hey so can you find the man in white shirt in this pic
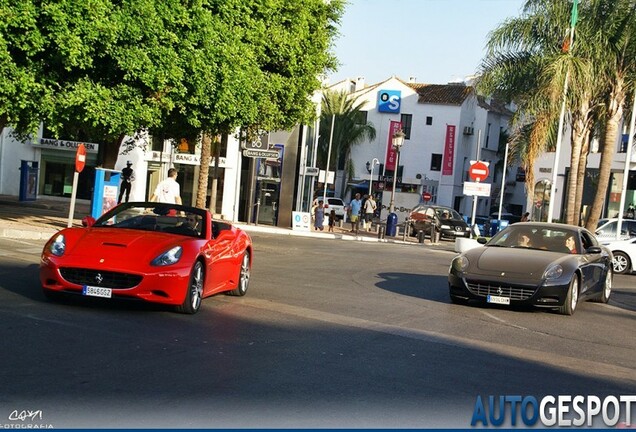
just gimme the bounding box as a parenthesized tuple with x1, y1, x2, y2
(150, 168, 182, 204)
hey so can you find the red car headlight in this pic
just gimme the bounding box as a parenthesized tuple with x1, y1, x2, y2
(151, 246, 183, 266)
(48, 234, 66, 257)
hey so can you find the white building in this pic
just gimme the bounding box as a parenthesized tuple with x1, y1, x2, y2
(324, 76, 526, 222)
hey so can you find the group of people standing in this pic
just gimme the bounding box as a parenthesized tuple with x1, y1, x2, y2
(312, 192, 377, 234)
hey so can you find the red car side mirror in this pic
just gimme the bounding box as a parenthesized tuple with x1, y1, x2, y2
(82, 216, 96, 227)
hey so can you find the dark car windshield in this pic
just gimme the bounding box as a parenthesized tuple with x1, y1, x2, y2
(488, 225, 581, 254)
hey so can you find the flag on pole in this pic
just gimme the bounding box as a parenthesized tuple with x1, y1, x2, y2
(562, 0, 578, 53)
(570, 0, 579, 28)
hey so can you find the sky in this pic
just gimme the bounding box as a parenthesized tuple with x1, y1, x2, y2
(328, 0, 526, 86)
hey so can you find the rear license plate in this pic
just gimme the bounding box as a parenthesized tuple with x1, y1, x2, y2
(83, 286, 112, 298)
(487, 295, 510, 305)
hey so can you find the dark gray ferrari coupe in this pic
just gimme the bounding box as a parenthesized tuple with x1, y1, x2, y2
(448, 222, 613, 315)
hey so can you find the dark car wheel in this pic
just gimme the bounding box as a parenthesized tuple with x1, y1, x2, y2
(612, 251, 631, 275)
(228, 251, 250, 296)
(592, 268, 612, 304)
(177, 260, 204, 314)
(558, 275, 579, 316)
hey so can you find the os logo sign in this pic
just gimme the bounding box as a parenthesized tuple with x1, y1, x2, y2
(378, 90, 401, 113)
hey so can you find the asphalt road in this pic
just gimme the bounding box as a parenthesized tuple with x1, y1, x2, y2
(0, 233, 634, 428)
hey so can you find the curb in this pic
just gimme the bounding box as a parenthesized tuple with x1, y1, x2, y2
(0, 227, 57, 241)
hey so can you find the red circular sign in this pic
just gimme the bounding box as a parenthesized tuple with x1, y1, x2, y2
(468, 161, 489, 182)
(422, 192, 432, 202)
(75, 144, 86, 173)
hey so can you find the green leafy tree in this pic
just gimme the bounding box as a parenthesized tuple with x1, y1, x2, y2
(0, 0, 344, 210)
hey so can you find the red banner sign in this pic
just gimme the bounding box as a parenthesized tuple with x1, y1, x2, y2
(442, 125, 456, 175)
(385, 120, 402, 171)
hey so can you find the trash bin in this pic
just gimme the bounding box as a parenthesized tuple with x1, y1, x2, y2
(386, 212, 398, 237)
(490, 219, 499, 236)
(490, 219, 510, 236)
(19, 160, 39, 202)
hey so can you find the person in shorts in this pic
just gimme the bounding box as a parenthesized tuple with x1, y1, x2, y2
(348, 193, 362, 234)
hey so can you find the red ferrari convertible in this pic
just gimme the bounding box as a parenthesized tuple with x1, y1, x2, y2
(40, 202, 253, 314)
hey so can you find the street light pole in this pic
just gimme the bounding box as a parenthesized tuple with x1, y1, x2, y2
(368, 157, 379, 197)
(389, 130, 405, 213)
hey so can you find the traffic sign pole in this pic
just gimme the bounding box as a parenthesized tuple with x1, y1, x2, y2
(67, 144, 87, 227)
(468, 158, 489, 237)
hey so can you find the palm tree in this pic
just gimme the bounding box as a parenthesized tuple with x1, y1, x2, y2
(478, 0, 635, 227)
(318, 90, 376, 197)
(580, 0, 636, 230)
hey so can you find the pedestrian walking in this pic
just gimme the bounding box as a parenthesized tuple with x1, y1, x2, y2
(348, 193, 362, 233)
(314, 200, 324, 231)
(150, 168, 182, 205)
(328, 209, 336, 232)
(364, 194, 376, 231)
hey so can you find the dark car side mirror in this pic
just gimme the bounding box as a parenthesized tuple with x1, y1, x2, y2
(586, 246, 602, 254)
(477, 237, 488, 244)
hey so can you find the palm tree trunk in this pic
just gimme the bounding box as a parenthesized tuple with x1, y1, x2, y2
(585, 81, 625, 230)
(574, 132, 590, 225)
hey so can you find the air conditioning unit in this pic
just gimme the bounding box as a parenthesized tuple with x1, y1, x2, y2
(463, 126, 474, 135)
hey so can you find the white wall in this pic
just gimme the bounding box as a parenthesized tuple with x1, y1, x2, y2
(0, 128, 42, 196)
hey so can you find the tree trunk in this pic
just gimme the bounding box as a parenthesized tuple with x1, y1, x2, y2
(574, 132, 590, 226)
(196, 132, 211, 209)
(585, 80, 625, 230)
(565, 100, 592, 225)
(208, 134, 222, 215)
(101, 134, 126, 168)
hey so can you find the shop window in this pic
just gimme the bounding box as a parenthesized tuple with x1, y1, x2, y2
(426, 116, 433, 125)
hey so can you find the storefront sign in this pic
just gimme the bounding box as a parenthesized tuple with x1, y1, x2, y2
(35, 138, 99, 153)
(146, 151, 227, 167)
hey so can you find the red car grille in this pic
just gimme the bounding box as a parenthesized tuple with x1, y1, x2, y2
(466, 280, 536, 300)
(59, 268, 142, 289)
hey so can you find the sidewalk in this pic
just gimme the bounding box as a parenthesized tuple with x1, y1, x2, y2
(0, 195, 457, 252)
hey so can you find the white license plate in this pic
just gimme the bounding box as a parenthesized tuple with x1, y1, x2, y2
(487, 295, 510, 305)
(82, 286, 112, 298)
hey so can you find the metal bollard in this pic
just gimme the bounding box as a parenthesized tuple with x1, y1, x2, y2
(418, 230, 426, 243)
(378, 225, 386, 239)
(430, 226, 439, 244)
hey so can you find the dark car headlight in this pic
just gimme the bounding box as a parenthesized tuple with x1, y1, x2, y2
(543, 264, 563, 280)
(49, 234, 66, 257)
(451, 255, 469, 272)
(151, 246, 183, 266)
